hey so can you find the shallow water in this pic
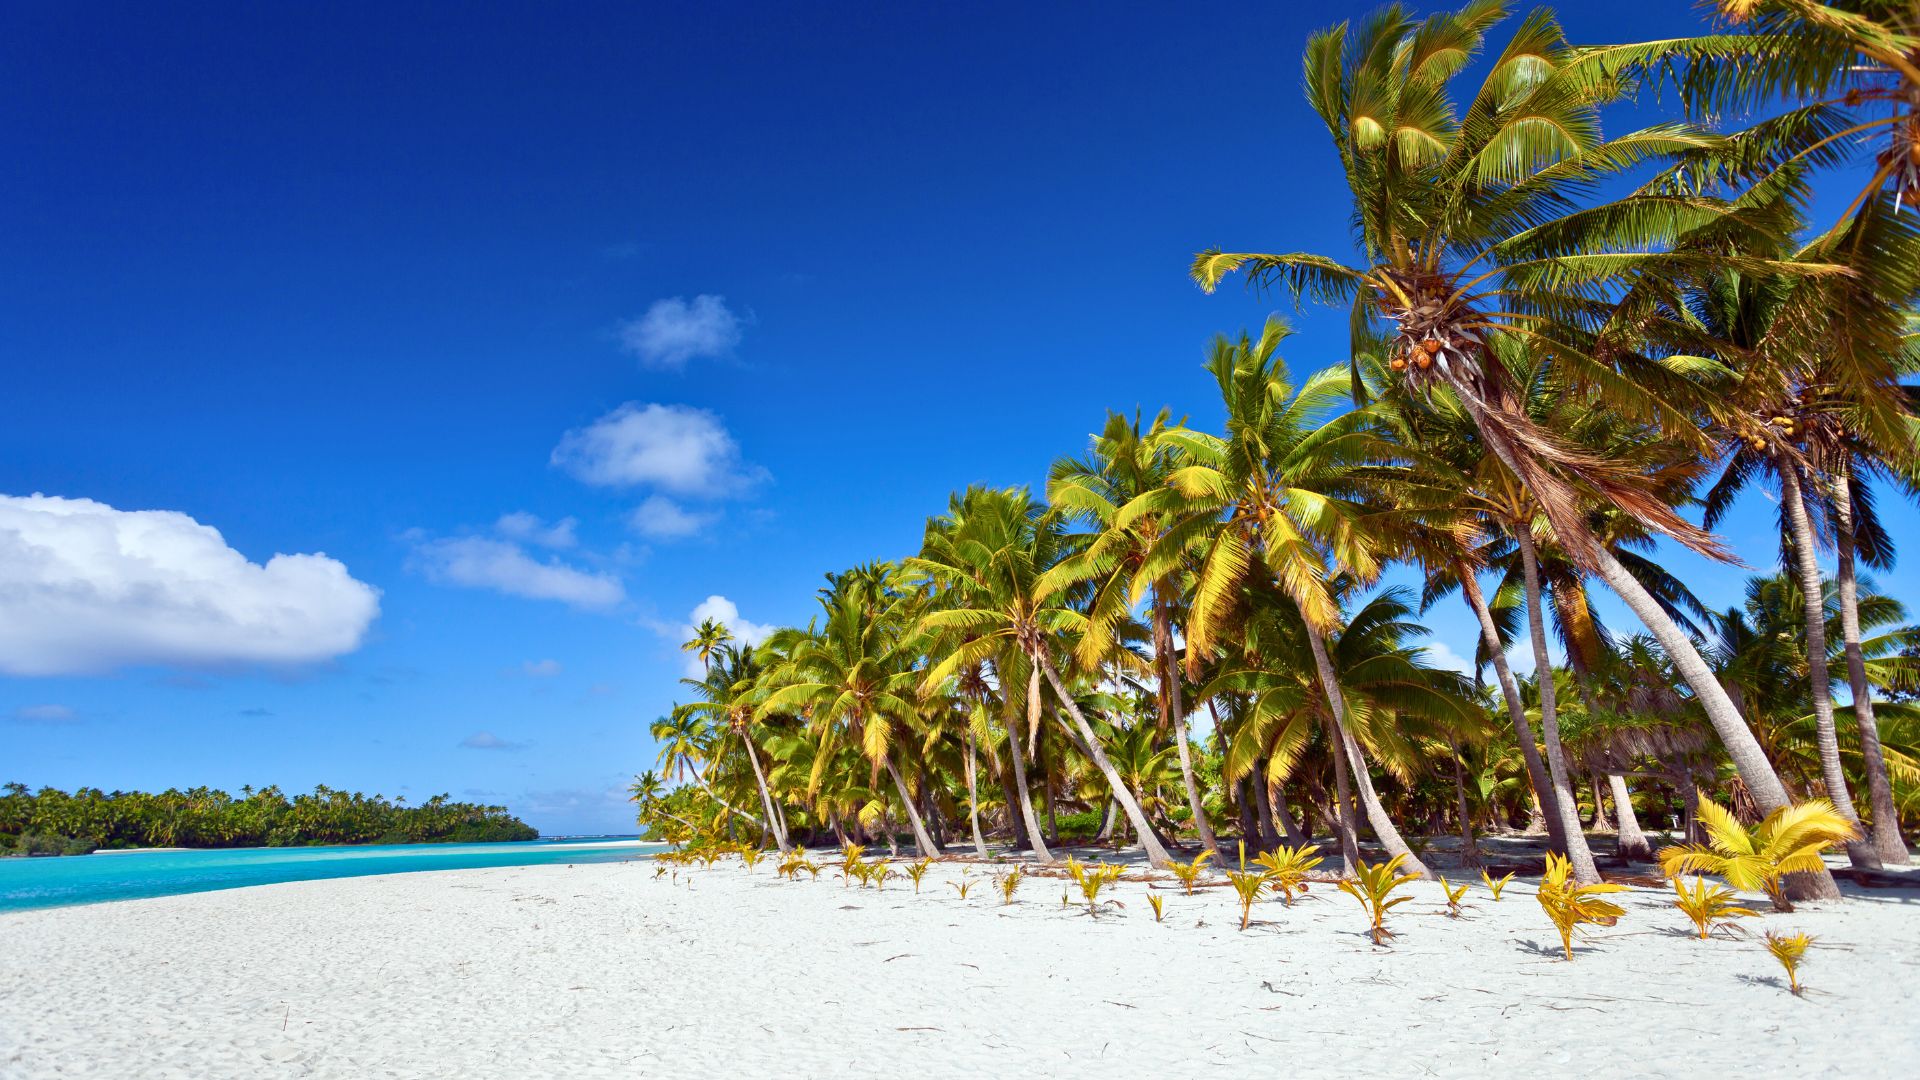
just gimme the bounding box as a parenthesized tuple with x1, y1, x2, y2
(0, 837, 660, 912)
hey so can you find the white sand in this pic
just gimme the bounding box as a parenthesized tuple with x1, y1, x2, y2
(3, 851, 1918, 1079)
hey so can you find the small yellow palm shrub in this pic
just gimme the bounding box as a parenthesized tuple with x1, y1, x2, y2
(1256, 844, 1323, 906)
(903, 857, 933, 893)
(1764, 930, 1815, 995)
(1481, 870, 1514, 901)
(1148, 893, 1166, 922)
(1537, 852, 1627, 960)
(1658, 793, 1857, 912)
(1167, 850, 1214, 896)
(994, 865, 1024, 905)
(1439, 876, 1469, 917)
(1671, 877, 1758, 939)
(1337, 854, 1420, 945)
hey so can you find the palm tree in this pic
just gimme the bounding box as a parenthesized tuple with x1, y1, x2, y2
(649, 709, 763, 834)
(911, 486, 1175, 867)
(1190, 4, 1836, 890)
(758, 569, 941, 856)
(677, 644, 791, 851)
(1167, 319, 1432, 876)
(682, 617, 735, 673)
(1046, 408, 1220, 857)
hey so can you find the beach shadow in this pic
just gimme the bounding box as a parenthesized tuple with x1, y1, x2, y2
(1515, 938, 1592, 959)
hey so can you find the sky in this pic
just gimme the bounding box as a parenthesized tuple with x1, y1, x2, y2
(5, 1, 1916, 835)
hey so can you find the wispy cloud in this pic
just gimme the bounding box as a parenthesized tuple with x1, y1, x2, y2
(493, 512, 577, 550)
(627, 495, 718, 540)
(618, 295, 744, 370)
(459, 731, 527, 751)
(409, 535, 624, 609)
(551, 402, 766, 498)
(10, 703, 79, 725)
(522, 658, 563, 677)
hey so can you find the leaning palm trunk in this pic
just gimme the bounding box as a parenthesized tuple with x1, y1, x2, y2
(1451, 741, 1482, 868)
(1323, 715, 1362, 874)
(1008, 669, 1055, 861)
(740, 737, 790, 851)
(1037, 653, 1173, 868)
(1605, 773, 1651, 862)
(1272, 784, 1310, 846)
(1778, 463, 1877, 869)
(690, 767, 763, 833)
(1154, 599, 1219, 858)
(882, 753, 939, 857)
(1303, 624, 1431, 878)
(1832, 461, 1910, 864)
(1516, 532, 1602, 883)
(963, 731, 990, 857)
(1457, 563, 1568, 853)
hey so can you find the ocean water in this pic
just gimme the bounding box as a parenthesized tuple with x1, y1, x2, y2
(0, 837, 661, 913)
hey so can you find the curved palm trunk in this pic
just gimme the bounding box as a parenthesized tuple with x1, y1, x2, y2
(1009, 667, 1055, 861)
(1036, 653, 1172, 868)
(963, 732, 990, 857)
(1585, 544, 1842, 899)
(1516, 532, 1602, 884)
(1779, 463, 1877, 869)
(1456, 564, 1569, 853)
(1322, 714, 1362, 874)
(739, 736, 789, 852)
(1832, 462, 1910, 864)
(1153, 598, 1219, 858)
(1250, 768, 1280, 852)
(1272, 785, 1309, 846)
(1303, 624, 1431, 878)
(882, 753, 938, 857)
(1606, 773, 1651, 862)
(1450, 741, 1482, 868)
(689, 767, 762, 832)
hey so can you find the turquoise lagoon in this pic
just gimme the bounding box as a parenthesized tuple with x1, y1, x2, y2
(0, 837, 660, 913)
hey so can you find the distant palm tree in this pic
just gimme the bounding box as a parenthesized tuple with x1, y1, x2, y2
(682, 618, 735, 673)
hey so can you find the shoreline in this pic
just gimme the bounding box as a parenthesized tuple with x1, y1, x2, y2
(4, 850, 1917, 1078)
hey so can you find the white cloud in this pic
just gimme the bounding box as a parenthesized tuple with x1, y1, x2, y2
(551, 402, 765, 497)
(494, 512, 577, 549)
(0, 494, 380, 677)
(459, 731, 526, 751)
(522, 658, 563, 677)
(618, 294, 744, 370)
(10, 704, 79, 725)
(627, 495, 717, 540)
(1421, 639, 1476, 676)
(410, 536, 623, 609)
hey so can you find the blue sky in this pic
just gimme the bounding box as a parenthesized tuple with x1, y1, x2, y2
(5, 2, 1915, 834)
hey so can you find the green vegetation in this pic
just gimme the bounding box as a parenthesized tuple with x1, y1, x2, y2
(0, 783, 536, 855)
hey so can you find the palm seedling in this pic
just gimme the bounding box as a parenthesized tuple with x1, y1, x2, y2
(841, 861, 872, 889)
(904, 857, 933, 894)
(1537, 852, 1628, 961)
(1166, 850, 1214, 897)
(1065, 856, 1124, 918)
(1658, 794, 1858, 913)
(1440, 877, 1469, 918)
(1225, 842, 1273, 932)
(1148, 893, 1166, 923)
(871, 862, 895, 891)
(1481, 870, 1515, 901)
(653, 864, 670, 881)
(1337, 854, 1421, 946)
(1255, 844, 1323, 906)
(698, 848, 724, 870)
(799, 859, 824, 882)
(1764, 931, 1816, 996)
(1671, 877, 1759, 940)
(738, 845, 763, 874)
(777, 849, 808, 880)
(838, 843, 866, 881)
(994, 865, 1024, 906)
(947, 876, 976, 901)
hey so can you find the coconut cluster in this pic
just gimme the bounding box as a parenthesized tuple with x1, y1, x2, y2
(1384, 293, 1485, 389)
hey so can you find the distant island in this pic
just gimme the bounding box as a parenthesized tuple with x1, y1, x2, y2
(1, 783, 537, 856)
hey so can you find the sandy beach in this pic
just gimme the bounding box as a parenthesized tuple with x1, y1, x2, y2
(3, 849, 1917, 1079)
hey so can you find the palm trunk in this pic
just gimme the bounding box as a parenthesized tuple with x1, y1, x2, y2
(1607, 773, 1652, 862)
(1779, 462, 1877, 869)
(690, 766, 762, 831)
(963, 731, 990, 857)
(1250, 767, 1280, 852)
(1323, 714, 1362, 874)
(1303, 623, 1431, 877)
(1095, 797, 1118, 843)
(883, 754, 938, 857)
(1008, 667, 1054, 861)
(1586, 541, 1842, 899)
(740, 736, 789, 852)
(1588, 772, 1611, 831)
(1451, 742, 1482, 868)
(1272, 785, 1310, 846)
(1036, 652, 1172, 867)
(1154, 597, 1219, 858)
(1832, 461, 1910, 864)
(1516, 531, 1602, 884)
(1457, 564, 1568, 853)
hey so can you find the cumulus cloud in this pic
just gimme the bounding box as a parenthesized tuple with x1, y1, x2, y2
(522, 658, 563, 677)
(627, 495, 718, 540)
(493, 512, 577, 549)
(11, 704, 79, 725)
(618, 295, 744, 370)
(409, 536, 624, 610)
(551, 402, 765, 497)
(1421, 640, 1476, 676)
(0, 494, 380, 677)
(459, 731, 526, 751)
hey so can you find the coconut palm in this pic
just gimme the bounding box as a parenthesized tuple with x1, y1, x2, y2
(676, 644, 791, 851)
(649, 709, 764, 834)
(682, 618, 735, 673)
(910, 486, 1175, 867)
(1190, 4, 1837, 887)
(1046, 409, 1221, 857)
